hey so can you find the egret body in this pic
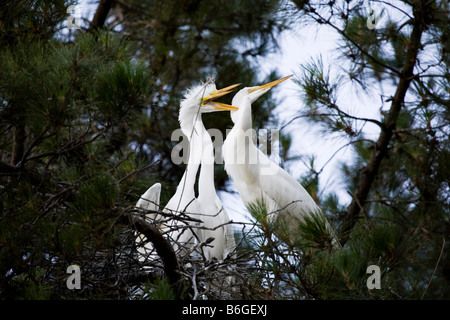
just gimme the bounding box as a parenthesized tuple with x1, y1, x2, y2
(223, 76, 337, 247)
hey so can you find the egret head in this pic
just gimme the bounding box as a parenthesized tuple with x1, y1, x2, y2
(251, 75, 295, 102)
(179, 81, 239, 131)
(230, 75, 293, 124)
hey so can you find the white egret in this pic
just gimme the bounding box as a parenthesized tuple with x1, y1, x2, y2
(197, 116, 236, 261)
(136, 81, 238, 261)
(223, 75, 338, 247)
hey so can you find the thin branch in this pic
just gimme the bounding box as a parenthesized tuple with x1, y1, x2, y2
(375, 0, 414, 20)
(279, 114, 309, 132)
(22, 128, 106, 165)
(326, 103, 384, 128)
(303, 7, 402, 77)
(117, 159, 162, 184)
(126, 213, 181, 290)
(17, 123, 52, 168)
(421, 238, 445, 300)
(310, 139, 365, 177)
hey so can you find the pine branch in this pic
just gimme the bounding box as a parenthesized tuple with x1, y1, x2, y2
(325, 103, 384, 128)
(338, 1, 427, 245)
(294, 2, 401, 77)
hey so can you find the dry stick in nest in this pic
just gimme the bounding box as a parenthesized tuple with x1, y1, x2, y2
(127, 214, 181, 289)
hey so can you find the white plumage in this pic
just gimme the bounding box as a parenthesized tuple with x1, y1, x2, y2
(197, 119, 236, 260)
(223, 76, 337, 246)
(136, 81, 237, 262)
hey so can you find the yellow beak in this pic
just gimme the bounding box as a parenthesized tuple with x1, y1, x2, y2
(248, 75, 293, 93)
(206, 101, 239, 111)
(209, 83, 241, 98)
(201, 83, 240, 111)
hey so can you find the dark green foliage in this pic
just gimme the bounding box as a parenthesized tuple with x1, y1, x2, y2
(140, 277, 176, 300)
(115, 0, 289, 191)
(0, 27, 155, 298)
(221, 0, 450, 301)
(291, 0, 450, 299)
(0, 0, 286, 299)
(1, 0, 448, 300)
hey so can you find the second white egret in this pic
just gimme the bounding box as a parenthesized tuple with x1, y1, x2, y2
(223, 75, 337, 247)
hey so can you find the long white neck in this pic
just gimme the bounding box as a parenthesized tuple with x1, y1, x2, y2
(223, 95, 258, 188)
(198, 118, 216, 202)
(175, 113, 203, 203)
(232, 96, 252, 132)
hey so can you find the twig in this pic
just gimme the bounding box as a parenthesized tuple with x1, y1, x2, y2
(192, 264, 199, 300)
(117, 158, 162, 184)
(421, 237, 445, 300)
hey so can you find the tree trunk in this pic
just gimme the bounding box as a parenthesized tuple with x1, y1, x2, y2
(338, 3, 427, 245)
(89, 0, 115, 31)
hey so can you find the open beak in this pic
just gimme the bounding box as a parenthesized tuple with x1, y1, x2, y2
(202, 83, 240, 111)
(248, 75, 293, 93)
(208, 83, 241, 99)
(206, 101, 239, 111)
